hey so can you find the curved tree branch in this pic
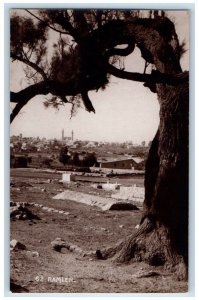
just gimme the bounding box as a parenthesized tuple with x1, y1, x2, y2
(10, 102, 28, 123)
(53, 12, 80, 42)
(11, 53, 48, 81)
(10, 81, 51, 104)
(105, 39, 135, 58)
(81, 91, 95, 113)
(107, 64, 189, 86)
(25, 9, 72, 36)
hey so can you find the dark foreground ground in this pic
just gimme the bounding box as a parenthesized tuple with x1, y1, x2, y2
(9, 169, 188, 294)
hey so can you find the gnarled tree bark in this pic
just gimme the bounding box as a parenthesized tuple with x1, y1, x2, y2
(98, 17, 189, 281)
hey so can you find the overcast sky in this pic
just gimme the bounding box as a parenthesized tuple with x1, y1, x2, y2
(10, 10, 189, 143)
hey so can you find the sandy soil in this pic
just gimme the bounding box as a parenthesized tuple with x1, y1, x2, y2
(9, 169, 188, 294)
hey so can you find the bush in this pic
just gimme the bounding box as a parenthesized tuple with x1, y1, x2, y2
(11, 155, 28, 168)
(82, 153, 98, 167)
(42, 158, 53, 167)
(59, 146, 70, 166)
(72, 152, 80, 166)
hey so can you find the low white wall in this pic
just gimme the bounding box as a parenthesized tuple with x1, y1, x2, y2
(62, 173, 75, 182)
(112, 185, 144, 202)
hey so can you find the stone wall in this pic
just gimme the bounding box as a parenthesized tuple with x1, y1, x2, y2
(111, 185, 144, 203)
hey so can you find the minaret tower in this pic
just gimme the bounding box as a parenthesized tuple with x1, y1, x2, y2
(71, 130, 74, 141)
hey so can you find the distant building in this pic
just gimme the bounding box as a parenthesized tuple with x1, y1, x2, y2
(131, 156, 144, 164)
(84, 141, 96, 148)
(62, 129, 64, 141)
(99, 158, 141, 170)
(61, 129, 74, 142)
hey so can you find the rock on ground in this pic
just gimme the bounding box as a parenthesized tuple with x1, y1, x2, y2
(10, 239, 26, 251)
(10, 204, 41, 221)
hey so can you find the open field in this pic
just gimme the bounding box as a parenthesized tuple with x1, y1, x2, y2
(9, 169, 188, 294)
(10, 168, 144, 188)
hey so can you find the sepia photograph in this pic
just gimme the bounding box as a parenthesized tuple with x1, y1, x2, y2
(9, 7, 190, 294)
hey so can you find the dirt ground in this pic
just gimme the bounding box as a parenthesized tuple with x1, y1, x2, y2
(9, 169, 188, 294)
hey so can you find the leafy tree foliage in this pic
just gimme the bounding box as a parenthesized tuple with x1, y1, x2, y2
(42, 158, 53, 167)
(72, 152, 80, 166)
(59, 146, 70, 166)
(82, 152, 98, 167)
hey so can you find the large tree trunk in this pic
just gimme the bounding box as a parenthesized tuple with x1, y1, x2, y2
(100, 18, 189, 281)
(113, 81, 189, 277)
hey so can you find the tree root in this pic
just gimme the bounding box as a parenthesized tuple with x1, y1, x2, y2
(51, 238, 103, 259)
(51, 217, 188, 281)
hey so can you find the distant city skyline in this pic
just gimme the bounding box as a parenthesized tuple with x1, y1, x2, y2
(10, 10, 189, 143)
(10, 131, 149, 145)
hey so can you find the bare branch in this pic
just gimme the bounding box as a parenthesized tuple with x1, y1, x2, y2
(10, 102, 28, 123)
(52, 11, 80, 41)
(105, 39, 135, 58)
(25, 9, 72, 36)
(81, 91, 95, 113)
(107, 64, 189, 86)
(11, 53, 48, 81)
(143, 61, 150, 74)
(23, 66, 39, 85)
(10, 81, 50, 104)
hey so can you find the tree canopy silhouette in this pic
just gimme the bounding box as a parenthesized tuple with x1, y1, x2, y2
(10, 9, 187, 122)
